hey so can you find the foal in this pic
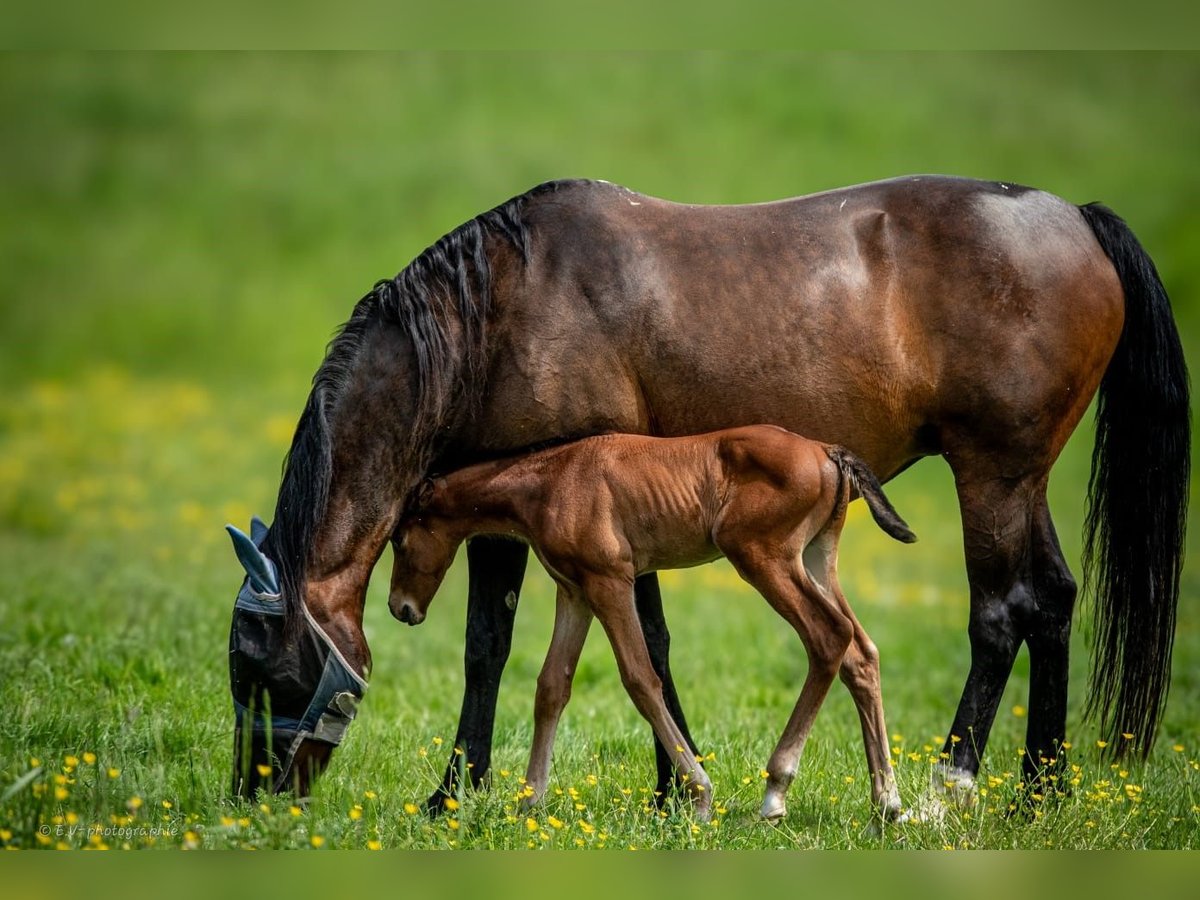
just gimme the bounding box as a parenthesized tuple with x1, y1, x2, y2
(389, 425, 916, 822)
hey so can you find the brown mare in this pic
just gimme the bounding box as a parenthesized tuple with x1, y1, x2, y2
(226, 176, 1188, 810)
(388, 426, 918, 821)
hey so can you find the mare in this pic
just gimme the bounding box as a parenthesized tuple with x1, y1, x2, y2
(226, 177, 1188, 806)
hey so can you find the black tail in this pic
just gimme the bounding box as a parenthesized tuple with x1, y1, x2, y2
(1078, 202, 1190, 758)
(828, 447, 917, 544)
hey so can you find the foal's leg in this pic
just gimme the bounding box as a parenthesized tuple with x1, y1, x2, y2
(524, 586, 593, 806)
(732, 549, 853, 821)
(635, 573, 704, 805)
(937, 472, 1039, 801)
(805, 534, 902, 821)
(1023, 497, 1077, 784)
(587, 575, 714, 819)
(428, 536, 530, 813)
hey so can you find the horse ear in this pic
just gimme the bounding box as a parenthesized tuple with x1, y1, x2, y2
(226, 524, 280, 595)
(250, 515, 269, 547)
(415, 478, 436, 512)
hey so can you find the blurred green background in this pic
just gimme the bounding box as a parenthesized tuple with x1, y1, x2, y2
(1, 53, 1198, 848)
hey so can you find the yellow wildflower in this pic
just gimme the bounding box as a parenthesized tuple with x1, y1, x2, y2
(548, 816, 564, 830)
(448, 818, 460, 831)
(310, 835, 325, 848)
(107, 768, 120, 779)
(444, 797, 459, 812)
(367, 839, 382, 850)
(256, 764, 272, 777)
(525, 817, 539, 833)
(403, 803, 419, 815)
(1012, 706, 1026, 718)
(82, 752, 96, 766)
(349, 805, 363, 821)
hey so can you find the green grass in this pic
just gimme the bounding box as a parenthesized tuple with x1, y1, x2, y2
(1, 52, 1199, 849)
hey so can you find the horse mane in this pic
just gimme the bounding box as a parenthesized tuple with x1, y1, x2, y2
(264, 179, 591, 632)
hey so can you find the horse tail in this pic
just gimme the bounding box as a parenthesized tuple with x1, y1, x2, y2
(827, 447, 917, 544)
(1078, 202, 1190, 758)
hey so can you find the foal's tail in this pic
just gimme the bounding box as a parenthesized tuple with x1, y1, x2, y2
(827, 447, 917, 544)
(1078, 202, 1190, 758)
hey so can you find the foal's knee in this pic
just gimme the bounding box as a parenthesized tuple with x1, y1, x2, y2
(810, 613, 854, 679)
(535, 667, 573, 720)
(840, 637, 881, 691)
(620, 668, 665, 716)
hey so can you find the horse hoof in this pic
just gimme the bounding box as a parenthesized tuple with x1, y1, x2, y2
(760, 797, 787, 822)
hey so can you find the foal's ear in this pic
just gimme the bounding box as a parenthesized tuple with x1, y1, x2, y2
(415, 478, 436, 512)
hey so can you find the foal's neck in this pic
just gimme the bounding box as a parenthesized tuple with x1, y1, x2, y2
(432, 456, 538, 542)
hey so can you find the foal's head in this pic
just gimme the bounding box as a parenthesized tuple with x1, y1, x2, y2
(389, 481, 459, 626)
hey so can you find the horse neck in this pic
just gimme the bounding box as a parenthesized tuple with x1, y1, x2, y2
(432, 456, 538, 540)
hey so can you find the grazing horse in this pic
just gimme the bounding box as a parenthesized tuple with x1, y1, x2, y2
(388, 426, 918, 822)
(225, 176, 1188, 807)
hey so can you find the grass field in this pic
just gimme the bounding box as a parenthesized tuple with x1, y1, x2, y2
(1, 53, 1199, 850)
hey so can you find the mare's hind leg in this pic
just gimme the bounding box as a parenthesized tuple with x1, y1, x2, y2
(1023, 498, 1077, 784)
(636, 573, 704, 806)
(524, 585, 592, 807)
(937, 472, 1041, 800)
(428, 536, 529, 814)
(729, 547, 853, 822)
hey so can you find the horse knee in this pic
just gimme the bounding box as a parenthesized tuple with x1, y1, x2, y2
(840, 638, 881, 690)
(535, 667, 573, 720)
(810, 614, 854, 679)
(621, 669, 665, 716)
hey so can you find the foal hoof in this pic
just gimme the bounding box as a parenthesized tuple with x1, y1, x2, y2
(760, 793, 787, 822)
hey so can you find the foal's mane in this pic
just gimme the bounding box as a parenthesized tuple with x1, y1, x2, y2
(264, 179, 589, 632)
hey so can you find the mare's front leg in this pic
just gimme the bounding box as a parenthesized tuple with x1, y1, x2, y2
(635, 573, 704, 805)
(523, 585, 592, 806)
(427, 536, 529, 814)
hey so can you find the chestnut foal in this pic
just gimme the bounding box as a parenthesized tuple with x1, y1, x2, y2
(389, 425, 916, 822)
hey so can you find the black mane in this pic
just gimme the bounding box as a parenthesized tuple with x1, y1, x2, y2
(263, 179, 590, 632)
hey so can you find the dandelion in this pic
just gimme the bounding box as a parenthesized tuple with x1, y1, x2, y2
(548, 816, 564, 830)
(579, 821, 595, 834)
(162, 800, 173, 810)
(55, 787, 69, 801)
(349, 805, 363, 821)
(364, 791, 377, 800)
(310, 835, 325, 848)
(256, 764, 272, 777)
(220, 816, 235, 828)
(259, 803, 270, 815)
(82, 752, 96, 766)
(403, 803, 419, 815)
(107, 768, 120, 779)
(1173, 744, 1184, 753)
(525, 817, 539, 833)
(1096, 740, 1108, 749)
(444, 797, 459, 812)
(367, 839, 382, 850)
(30, 757, 41, 768)
(432, 736, 443, 746)
(1012, 706, 1026, 718)
(182, 831, 199, 849)
(448, 818, 460, 831)
(1122, 733, 1134, 741)
(289, 806, 302, 818)
(64, 755, 80, 769)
